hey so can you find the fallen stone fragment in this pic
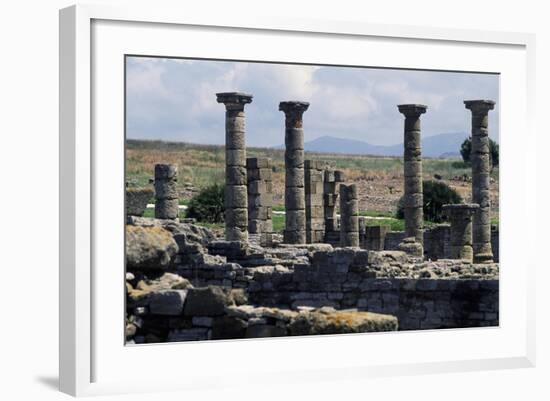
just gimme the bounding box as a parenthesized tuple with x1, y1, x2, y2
(126, 225, 178, 270)
(288, 309, 398, 335)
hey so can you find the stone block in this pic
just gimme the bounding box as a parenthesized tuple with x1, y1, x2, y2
(225, 148, 246, 166)
(246, 157, 271, 169)
(149, 290, 187, 316)
(224, 185, 248, 208)
(154, 164, 177, 179)
(183, 286, 232, 317)
(154, 199, 179, 220)
(226, 165, 247, 185)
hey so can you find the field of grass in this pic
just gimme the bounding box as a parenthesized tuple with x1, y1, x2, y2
(126, 139, 497, 194)
(128, 139, 499, 232)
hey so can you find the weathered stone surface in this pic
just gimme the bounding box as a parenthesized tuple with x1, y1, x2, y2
(126, 188, 154, 216)
(211, 316, 247, 339)
(398, 237, 423, 257)
(218, 92, 252, 242)
(149, 290, 187, 316)
(465, 99, 495, 263)
(288, 309, 398, 335)
(183, 286, 233, 317)
(246, 324, 287, 338)
(126, 225, 178, 270)
(281, 101, 309, 244)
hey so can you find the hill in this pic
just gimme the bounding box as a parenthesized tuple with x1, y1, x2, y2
(300, 133, 467, 158)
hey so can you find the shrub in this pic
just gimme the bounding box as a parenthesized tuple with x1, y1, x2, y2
(396, 180, 462, 223)
(186, 184, 225, 223)
(460, 136, 499, 169)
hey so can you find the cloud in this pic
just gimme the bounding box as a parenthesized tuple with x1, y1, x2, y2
(126, 57, 499, 147)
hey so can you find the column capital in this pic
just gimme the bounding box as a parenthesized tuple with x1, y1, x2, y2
(398, 104, 428, 118)
(464, 99, 495, 114)
(279, 100, 310, 115)
(216, 92, 253, 110)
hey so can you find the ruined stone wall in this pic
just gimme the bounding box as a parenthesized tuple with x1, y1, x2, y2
(384, 226, 499, 262)
(305, 160, 326, 243)
(247, 250, 499, 331)
(246, 157, 274, 247)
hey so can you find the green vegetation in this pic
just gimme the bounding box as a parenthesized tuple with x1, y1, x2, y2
(272, 214, 285, 233)
(186, 184, 225, 223)
(396, 180, 462, 223)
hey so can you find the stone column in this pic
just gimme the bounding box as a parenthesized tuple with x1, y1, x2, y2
(443, 203, 479, 262)
(398, 104, 427, 245)
(217, 92, 253, 242)
(305, 160, 326, 243)
(246, 157, 273, 247)
(154, 164, 179, 220)
(339, 184, 359, 247)
(279, 101, 309, 244)
(464, 100, 495, 263)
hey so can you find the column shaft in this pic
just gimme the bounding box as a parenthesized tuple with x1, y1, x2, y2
(280, 101, 309, 244)
(154, 164, 179, 220)
(443, 203, 479, 262)
(465, 100, 495, 263)
(217, 92, 253, 242)
(398, 104, 427, 246)
(340, 184, 359, 247)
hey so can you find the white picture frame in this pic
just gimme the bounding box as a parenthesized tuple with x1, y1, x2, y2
(59, 4, 536, 397)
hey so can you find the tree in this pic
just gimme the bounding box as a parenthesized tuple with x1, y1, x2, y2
(396, 180, 462, 223)
(460, 136, 499, 169)
(186, 184, 225, 223)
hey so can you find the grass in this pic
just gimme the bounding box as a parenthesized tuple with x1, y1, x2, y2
(126, 139, 497, 192)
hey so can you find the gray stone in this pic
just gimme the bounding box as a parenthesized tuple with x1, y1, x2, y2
(149, 290, 187, 316)
(183, 286, 233, 317)
(126, 188, 154, 216)
(465, 99, 495, 263)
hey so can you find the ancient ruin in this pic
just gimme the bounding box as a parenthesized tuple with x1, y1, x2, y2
(280, 101, 309, 244)
(443, 203, 479, 262)
(339, 184, 359, 247)
(398, 104, 427, 247)
(247, 157, 274, 247)
(154, 163, 179, 220)
(125, 96, 499, 344)
(217, 92, 253, 242)
(305, 160, 326, 243)
(465, 100, 495, 263)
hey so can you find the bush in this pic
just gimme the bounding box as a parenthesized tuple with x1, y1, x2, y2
(396, 180, 462, 223)
(460, 136, 499, 169)
(186, 184, 225, 223)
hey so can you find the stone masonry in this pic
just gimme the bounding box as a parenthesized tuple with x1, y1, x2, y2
(217, 92, 253, 242)
(154, 163, 179, 220)
(340, 184, 360, 247)
(398, 104, 427, 246)
(364, 225, 390, 251)
(246, 157, 274, 247)
(464, 100, 495, 263)
(443, 203, 479, 262)
(305, 160, 326, 243)
(324, 169, 345, 245)
(280, 101, 309, 244)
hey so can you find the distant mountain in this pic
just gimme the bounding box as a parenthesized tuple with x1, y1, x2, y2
(295, 133, 469, 158)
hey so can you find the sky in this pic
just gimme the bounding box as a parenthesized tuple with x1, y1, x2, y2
(126, 56, 499, 147)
